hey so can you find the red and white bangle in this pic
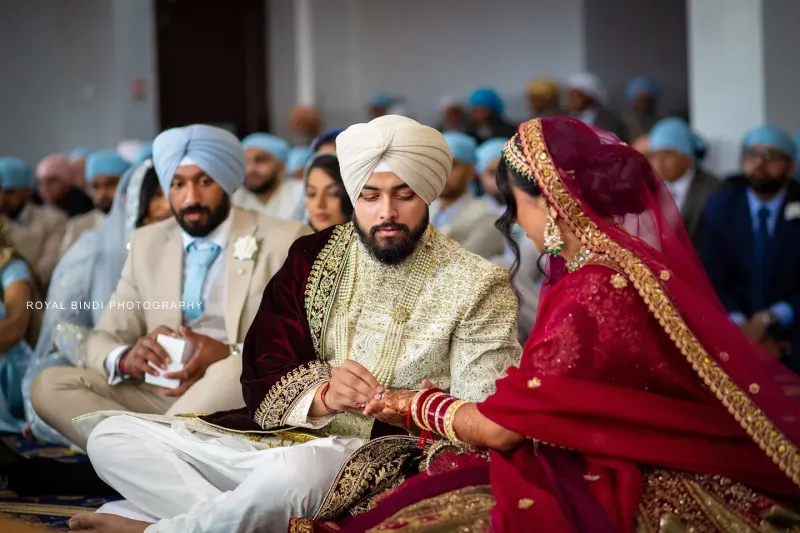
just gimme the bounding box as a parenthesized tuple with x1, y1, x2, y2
(319, 381, 341, 414)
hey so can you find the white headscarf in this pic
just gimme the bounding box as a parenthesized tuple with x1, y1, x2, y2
(335, 115, 452, 206)
(566, 72, 607, 104)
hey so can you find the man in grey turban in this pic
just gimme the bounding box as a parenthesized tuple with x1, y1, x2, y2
(31, 124, 310, 452)
(67, 117, 520, 533)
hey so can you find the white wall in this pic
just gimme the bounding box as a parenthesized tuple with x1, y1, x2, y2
(762, 0, 800, 132)
(0, 0, 157, 165)
(584, 0, 688, 117)
(688, 0, 766, 175)
(268, 0, 586, 135)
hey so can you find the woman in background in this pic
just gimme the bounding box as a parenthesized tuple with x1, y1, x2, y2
(304, 153, 353, 232)
(0, 221, 36, 434)
(23, 160, 170, 446)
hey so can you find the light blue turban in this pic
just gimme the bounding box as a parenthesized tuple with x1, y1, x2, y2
(625, 76, 660, 103)
(0, 157, 33, 190)
(85, 150, 131, 182)
(476, 138, 508, 173)
(153, 124, 246, 197)
(443, 132, 477, 165)
(468, 88, 505, 117)
(287, 147, 313, 175)
(794, 131, 800, 181)
(133, 142, 153, 165)
(69, 148, 91, 160)
(649, 118, 704, 160)
(242, 133, 291, 164)
(743, 125, 797, 160)
(369, 93, 396, 109)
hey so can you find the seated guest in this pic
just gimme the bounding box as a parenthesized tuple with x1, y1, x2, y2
(648, 117, 719, 248)
(30, 124, 311, 449)
(476, 138, 509, 214)
(311, 129, 343, 154)
(700, 125, 799, 370)
(303, 153, 353, 231)
(430, 132, 505, 259)
(0, 220, 37, 434)
(286, 146, 314, 180)
(66, 115, 520, 533)
(566, 72, 627, 141)
(231, 133, 304, 220)
(475, 139, 541, 339)
(0, 157, 66, 289)
(60, 149, 130, 255)
(467, 88, 517, 143)
(437, 95, 473, 134)
(35, 153, 94, 218)
(68, 148, 91, 190)
(24, 160, 171, 445)
(526, 77, 565, 118)
(367, 92, 401, 120)
(287, 106, 321, 146)
(623, 75, 661, 141)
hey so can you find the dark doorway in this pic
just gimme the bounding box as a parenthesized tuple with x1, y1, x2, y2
(155, 0, 269, 137)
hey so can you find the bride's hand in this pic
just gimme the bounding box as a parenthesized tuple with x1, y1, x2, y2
(363, 389, 417, 429)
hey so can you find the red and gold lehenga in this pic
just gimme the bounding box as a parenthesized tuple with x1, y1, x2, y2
(290, 117, 800, 532)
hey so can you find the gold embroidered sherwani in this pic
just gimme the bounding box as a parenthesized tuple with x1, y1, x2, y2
(281, 223, 521, 440)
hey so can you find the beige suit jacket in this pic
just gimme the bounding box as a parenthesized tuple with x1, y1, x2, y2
(439, 195, 506, 259)
(84, 207, 311, 413)
(60, 209, 102, 256)
(4, 204, 67, 289)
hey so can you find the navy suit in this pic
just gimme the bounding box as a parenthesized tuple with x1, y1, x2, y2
(700, 178, 800, 370)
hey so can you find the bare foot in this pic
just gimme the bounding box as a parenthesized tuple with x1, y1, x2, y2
(69, 512, 150, 532)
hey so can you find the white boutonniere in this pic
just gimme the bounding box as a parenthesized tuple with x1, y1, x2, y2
(233, 235, 260, 261)
(785, 202, 800, 221)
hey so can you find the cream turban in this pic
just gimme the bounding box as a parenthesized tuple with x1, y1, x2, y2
(335, 115, 452, 206)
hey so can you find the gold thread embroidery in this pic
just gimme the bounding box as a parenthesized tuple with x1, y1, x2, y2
(518, 498, 534, 509)
(660, 270, 671, 281)
(313, 436, 425, 521)
(749, 384, 760, 395)
(528, 377, 542, 388)
(253, 361, 333, 429)
(610, 273, 628, 289)
(519, 118, 800, 488)
(304, 223, 355, 356)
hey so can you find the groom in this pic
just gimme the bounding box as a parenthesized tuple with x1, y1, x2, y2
(68, 116, 521, 533)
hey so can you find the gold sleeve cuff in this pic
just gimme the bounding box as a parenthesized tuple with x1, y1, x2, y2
(253, 360, 332, 430)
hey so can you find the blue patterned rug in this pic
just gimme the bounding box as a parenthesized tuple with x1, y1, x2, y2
(0, 435, 120, 530)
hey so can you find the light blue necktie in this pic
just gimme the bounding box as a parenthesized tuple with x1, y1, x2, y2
(183, 242, 222, 322)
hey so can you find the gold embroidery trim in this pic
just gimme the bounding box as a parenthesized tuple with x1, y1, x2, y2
(313, 436, 425, 521)
(519, 118, 800, 487)
(304, 222, 355, 356)
(253, 360, 333, 429)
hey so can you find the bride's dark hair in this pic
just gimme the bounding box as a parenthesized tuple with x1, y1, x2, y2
(495, 157, 542, 282)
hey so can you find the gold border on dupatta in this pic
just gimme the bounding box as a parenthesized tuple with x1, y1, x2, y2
(304, 222, 356, 356)
(518, 118, 800, 487)
(253, 224, 354, 429)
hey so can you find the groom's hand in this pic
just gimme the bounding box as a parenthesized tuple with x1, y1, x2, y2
(325, 360, 383, 412)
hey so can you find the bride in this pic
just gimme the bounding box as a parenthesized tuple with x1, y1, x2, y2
(294, 117, 800, 532)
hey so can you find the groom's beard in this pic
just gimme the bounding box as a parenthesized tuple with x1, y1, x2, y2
(353, 211, 429, 266)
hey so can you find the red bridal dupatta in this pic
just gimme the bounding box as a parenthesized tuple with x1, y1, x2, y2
(477, 118, 800, 532)
(315, 118, 800, 533)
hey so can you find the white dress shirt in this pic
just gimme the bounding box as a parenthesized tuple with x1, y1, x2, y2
(104, 212, 237, 384)
(664, 168, 695, 213)
(232, 180, 304, 221)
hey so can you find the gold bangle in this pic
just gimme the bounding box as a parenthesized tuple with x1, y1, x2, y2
(444, 400, 465, 442)
(410, 390, 426, 430)
(420, 392, 445, 431)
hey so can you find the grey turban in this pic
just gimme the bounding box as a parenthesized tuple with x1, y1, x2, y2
(152, 124, 246, 196)
(335, 115, 452, 205)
